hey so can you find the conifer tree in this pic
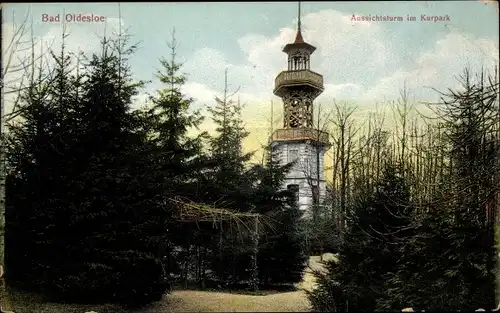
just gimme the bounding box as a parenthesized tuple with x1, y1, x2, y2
(203, 70, 258, 286)
(307, 162, 414, 311)
(146, 29, 206, 190)
(381, 68, 500, 311)
(143, 28, 211, 286)
(250, 143, 307, 286)
(6, 32, 172, 305)
(66, 34, 172, 305)
(205, 70, 254, 210)
(5, 30, 79, 288)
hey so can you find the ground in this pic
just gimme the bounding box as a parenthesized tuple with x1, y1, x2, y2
(0, 254, 337, 313)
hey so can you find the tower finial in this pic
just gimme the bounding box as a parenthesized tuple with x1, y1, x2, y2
(298, 1, 301, 32)
(294, 1, 304, 43)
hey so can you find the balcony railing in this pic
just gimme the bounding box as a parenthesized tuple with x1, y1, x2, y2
(274, 70, 324, 93)
(271, 128, 330, 146)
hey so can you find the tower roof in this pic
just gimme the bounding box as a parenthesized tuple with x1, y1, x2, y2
(283, 1, 316, 54)
(294, 28, 304, 44)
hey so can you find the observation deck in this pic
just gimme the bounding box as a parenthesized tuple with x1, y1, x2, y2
(274, 69, 324, 98)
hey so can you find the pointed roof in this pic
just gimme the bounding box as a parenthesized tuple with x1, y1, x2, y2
(294, 28, 304, 44)
(282, 1, 316, 54)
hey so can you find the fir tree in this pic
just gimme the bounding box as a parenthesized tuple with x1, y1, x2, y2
(146, 29, 206, 191)
(254, 144, 307, 286)
(307, 162, 414, 311)
(144, 28, 211, 288)
(5, 31, 80, 289)
(6, 33, 172, 305)
(205, 69, 254, 210)
(382, 68, 500, 311)
(202, 70, 258, 285)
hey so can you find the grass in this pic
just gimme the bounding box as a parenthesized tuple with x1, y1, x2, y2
(1, 286, 125, 313)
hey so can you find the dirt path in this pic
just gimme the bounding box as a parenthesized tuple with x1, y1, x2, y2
(144, 254, 335, 313)
(154, 290, 311, 312)
(3, 255, 335, 313)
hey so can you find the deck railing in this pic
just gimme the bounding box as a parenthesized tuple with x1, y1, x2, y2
(271, 128, 330, 146)
(274, 70, 324, 92)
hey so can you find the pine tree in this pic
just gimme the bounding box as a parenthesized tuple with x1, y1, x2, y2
(5, 31, 80, 289)
(202, 70, 258, 286)
(307, 162, 414, 311)
(146, 29, 206, 190)
(205, 70, 254, 210)
(63, 34, 171, 305)
(144, 28, 211, 288)
(6, 32, 172, 305)
(253, 144, 307, 286)
(384, 68, 500, 311)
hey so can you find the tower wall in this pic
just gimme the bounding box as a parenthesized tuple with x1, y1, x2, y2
(272, 140, 328, 212)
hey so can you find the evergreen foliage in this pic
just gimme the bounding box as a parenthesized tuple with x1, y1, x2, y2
(8, 23, 498, 313)
(307, 162, 413, 311)
(380, 69, 499, 311)
(5, 34, 171, 306)
(256, 144, 307, 286)
(307, 68, 500, 312)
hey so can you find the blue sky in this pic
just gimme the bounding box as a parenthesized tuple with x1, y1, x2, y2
(2, 1, 499, 154)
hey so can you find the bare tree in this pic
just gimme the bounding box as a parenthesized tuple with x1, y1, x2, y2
(327, 101, 360, 237)
(390, 82, 414, 172)
(297, 102, 334, 257)
(1, 8, 55, 272)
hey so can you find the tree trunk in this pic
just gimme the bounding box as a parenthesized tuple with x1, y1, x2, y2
(0, 91, 5, 271)
(200, 246, 206, 289)
(250, 216, 259, 292)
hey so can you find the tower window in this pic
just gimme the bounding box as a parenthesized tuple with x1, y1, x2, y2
(310, 157, 318, 178)
(288, 149, 299, 163)
(312, 185, 319, 205)
(287, 184, 300, 203)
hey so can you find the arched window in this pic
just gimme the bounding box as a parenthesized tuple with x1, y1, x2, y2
(312, 185, 319, 205)
(287, 184, 300, 203)
(288, 149, 299, 163)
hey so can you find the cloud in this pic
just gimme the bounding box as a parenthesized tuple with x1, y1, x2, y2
(364, 32, 500, 101)
(179, 8, 498, 112)
(182, 82, 217, 107)
(173, 8, 498, 162)
(179, 9, 396, 109)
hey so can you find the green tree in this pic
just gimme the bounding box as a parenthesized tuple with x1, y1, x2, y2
(5, 31, 80, 289)
(307, 162, 414, 311)
(383, 68, 500, 311)
(248, 143, 306, 286)
(143, 28, 212, 289)
(146, 29, 206, 190)
(6, 32, 172, 306)
(205, 69, 254, 209)
(202, 69, 257, 286)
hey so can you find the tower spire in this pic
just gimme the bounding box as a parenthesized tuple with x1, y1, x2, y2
(294, 1, 304, 43)
(298, 1, 301, 32)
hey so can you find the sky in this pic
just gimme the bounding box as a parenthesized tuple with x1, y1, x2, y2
(2, 1, 499, 162)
